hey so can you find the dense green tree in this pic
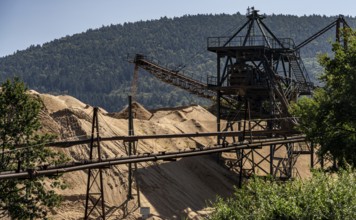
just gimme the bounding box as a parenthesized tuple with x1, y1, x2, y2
(290, 29, 356, 167)
(0, 78, 67, 219)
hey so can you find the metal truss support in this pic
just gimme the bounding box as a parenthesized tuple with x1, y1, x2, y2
(128, 54, 216, 99)
(309, 144, 338, 170)
(125, 96, 141, 205)
(236, 148, 256, 188)
(221, 97, 302, 181)
(221, 99, 258, 185)
(237, 149, 244, 188)
(320, 154, 324, 169)
(270, 144, 275, 175)
(311, 142, 314, 169)
(84, 107, 106, 220)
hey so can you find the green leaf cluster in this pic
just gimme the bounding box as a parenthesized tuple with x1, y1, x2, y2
(290, 29, 356, 166)
(210, 169, 356, 220)
(0, 78, 68, 219)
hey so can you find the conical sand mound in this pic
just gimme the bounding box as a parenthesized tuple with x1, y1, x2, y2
(108, 101, 152, 120)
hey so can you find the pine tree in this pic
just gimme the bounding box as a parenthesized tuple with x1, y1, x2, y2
(0, 78, 67, 219)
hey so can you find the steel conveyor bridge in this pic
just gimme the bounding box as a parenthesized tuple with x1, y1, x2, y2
(127, 54, 216, 99)
(0, 135, 306, 180)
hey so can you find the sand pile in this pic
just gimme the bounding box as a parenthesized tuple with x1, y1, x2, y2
(25, 92, 313, 219)
(30, 93, 228, 219)
(108, 101, 153, 120)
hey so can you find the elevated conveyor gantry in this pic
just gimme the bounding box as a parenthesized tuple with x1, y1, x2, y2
(128, 54, 216, 100)
(126, 8, 349, 182)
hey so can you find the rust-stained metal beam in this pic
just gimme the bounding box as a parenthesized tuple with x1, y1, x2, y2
(0, 136, 305, 180)
(48, 129, 298, 148)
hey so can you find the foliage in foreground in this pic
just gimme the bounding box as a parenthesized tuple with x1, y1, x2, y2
(209, 169, 356, 220)
(0, 78, 67, 219)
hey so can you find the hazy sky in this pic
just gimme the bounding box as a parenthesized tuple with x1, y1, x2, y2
(1, 0, 356, 57)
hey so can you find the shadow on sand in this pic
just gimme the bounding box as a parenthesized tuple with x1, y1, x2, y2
(135, 155, 239, 219)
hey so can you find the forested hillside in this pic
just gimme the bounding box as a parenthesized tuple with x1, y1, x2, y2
(0, 13, 355, 111)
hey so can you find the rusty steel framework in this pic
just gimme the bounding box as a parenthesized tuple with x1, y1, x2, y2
(0, 104, 307, 219)
(0, 8, 350, 220)
(84, 107, 106, 219)
(128, 8, 350, 181)
(208, 8, 348, 181)
(208, 8, 313, 181)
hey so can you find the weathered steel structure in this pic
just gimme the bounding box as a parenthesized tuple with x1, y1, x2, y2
(0, 105, 307, 219)
(128, 8, 349, 181)
(207, 8, 312, 180)
(0, 8, 350, 220)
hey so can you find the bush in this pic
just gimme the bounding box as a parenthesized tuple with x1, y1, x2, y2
(209, 169, 356, 220)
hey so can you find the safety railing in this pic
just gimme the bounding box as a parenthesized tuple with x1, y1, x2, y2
(207, 36, 295, 49)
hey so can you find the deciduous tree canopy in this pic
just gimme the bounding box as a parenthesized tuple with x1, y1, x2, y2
(290, 29, 356, 167)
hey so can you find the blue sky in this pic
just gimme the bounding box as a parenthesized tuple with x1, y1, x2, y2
(1, 0, 356, 57)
